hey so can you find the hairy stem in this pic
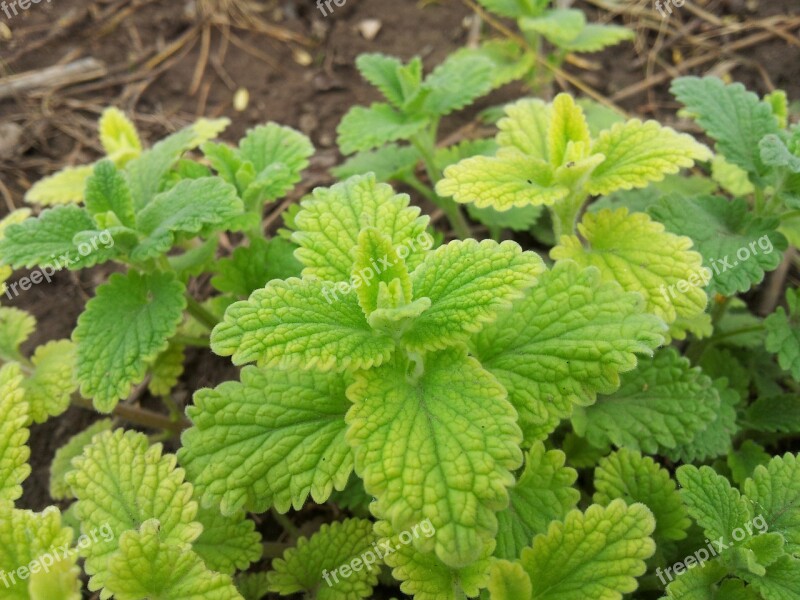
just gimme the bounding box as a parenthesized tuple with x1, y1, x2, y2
(410, 133, 472, 239)
(549, 190, 587, 241)
(171, 334, 211, 347)
(184, 293, 219, 330)
(71, 396, 189, 433)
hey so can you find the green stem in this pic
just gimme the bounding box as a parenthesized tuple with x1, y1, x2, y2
(271, 509, 302, 540)
(184, 294, 218, 330)
(549, 190, 588, 241)
(171, 334, 211, 348)
(71, 396, 189, 433)
(410, 131, 472, 239)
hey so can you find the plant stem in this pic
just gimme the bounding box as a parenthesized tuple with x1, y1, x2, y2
(271, 508, 302, 540)
(410, 132, 472, 239)
(185, 293, 219, 330)
(549, 190, 587, 241)
(71, 396, 189, 433)
(171, 334, 211, 348)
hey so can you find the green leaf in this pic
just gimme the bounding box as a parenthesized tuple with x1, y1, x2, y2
(594, 448, 690, 545)
(235, 572, 269, 600)
(515, 500, 656, 600)
(375, 519, 493, 600)
(0, 363, 29, 503)
(25, 165, 95, 206)
(84, 160, 136, 228)
(744, 395, 800, 433)
(421, 54, 494, 117)
(0, 205, 96, 270)
(267, 518, 379, 600)
(148, 341, 185, 397)
(337, 103, 428, 154)
(49, 419, 114, 500)
(211, 237, 302, 297)
(765, 288, 800, 380)
(180, 366, 353, 515)
(743, 453, 800, 555)
(0, 504, 80, 600)
(728, 441, 772, 487)
(520, 9, 586, 47)
(402, 239, 543, 351)
(473, 260, 665, 443)
(132, 178, 243, 261)
(648, 196, 786, 296)
(237, 123, 313, 202)
(211, 278, 394, 372)
(547, 93, 592, 168)
(760, 134, 800, 173)
(436, 153, 568, 210)
(496, 98, 550, 158)
(563, 23, 635, 52)
(551, 208, 708, 324)
(348, 348, 521, 568)
(586, 120, 712, 196)
(99, 107, 142, 165)
(331, 144, 420, 181)
(495, 442, 579, 560)
(126, 117, 230, 211)
(23, 339, 78, 423)
(475, 0, 547, 18)
(356, 53, 412, 108)
(467, 203, 543, 232)
(65, 429, 203, 596)
(0, 306, 36, 362)
(671, 76, 780, 178)
(352, 227, 413, 316)
(292, 174, 430, 281)
(73, 271, 186, 412)
(661, 560, 727, 599)
(676, 465, 752, 544)
(193, 506, 262, 575)
(453, 40, 534, 88)
(576, 349, 719, 454)
(105, 520, 243, 600)
(742, 555, 800, 600)
(712, 154, 756, 196)
(665, 379, 739, 463)
(488, 560, 533, 599)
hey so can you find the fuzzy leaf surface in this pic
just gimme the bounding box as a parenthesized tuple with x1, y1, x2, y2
(292, 174, 430, 281)
(267, 519, 379, 600)
(0, 364, 29, 502)
(180, 366, 353, 515)
(211, 278, 393, 372)
(105, 520, 243, 600)
(73, 271, 186, 412)
(577, 349, 719, 454)
(346, 348, 522, 568)
(65, 429, 202, 597)
(495, 442, 580, 560)
(551, 208, 707, 323)
(472, 260, 664, 442)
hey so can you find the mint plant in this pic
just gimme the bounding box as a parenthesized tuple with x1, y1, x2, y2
(2, 71, 800, 600)
(464, 0, 634, 93)
(335, 52, 496, 238)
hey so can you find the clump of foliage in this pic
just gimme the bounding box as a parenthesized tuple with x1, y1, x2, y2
(464, 0, 634, 93)
(1, 62, 800, 600)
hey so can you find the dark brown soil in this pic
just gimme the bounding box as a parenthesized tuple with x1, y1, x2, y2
(0, 0, 798, 555)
